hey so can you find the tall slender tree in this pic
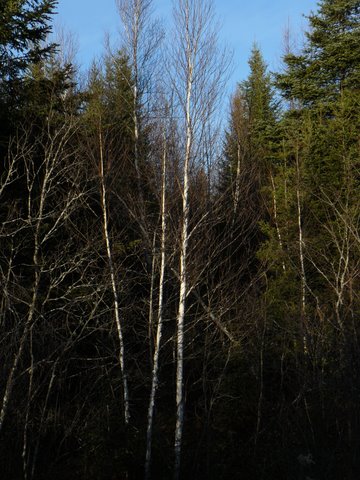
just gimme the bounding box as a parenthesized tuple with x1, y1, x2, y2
(169, 1, 227, 477)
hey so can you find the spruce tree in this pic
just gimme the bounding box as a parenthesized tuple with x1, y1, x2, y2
(244, 45, 277, 156)
(222, 45, 276, 197)
(276, 0, 360, 107)
(273, 0, 360, 282)
(266, 0, 360, 356)
(0, 0, 57, 115)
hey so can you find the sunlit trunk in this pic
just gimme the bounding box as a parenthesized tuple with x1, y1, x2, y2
(99, 127, 130, 424)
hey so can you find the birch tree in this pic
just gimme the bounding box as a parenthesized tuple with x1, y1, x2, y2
(144, 106, 170, 480)
(82, 55, 136, 426)
(116, 0, 162, 242)
(169, 1, 227, 477)
(98, 123, 130, 424)
(0, 111, 87, 449)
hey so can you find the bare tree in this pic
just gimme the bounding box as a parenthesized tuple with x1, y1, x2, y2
(306, 191, 360, 339)
(169, 1, 228, 477)
(144, 107, 169, 480)
(80, 59, 134, 426)
(116, 0, 163, 242)
(98, 123, 130, 424)
(0, 110, 89, 477)
(1, 122, 68, 433)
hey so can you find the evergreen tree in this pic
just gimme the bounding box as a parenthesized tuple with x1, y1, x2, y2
(0, 0, 56, 77)
(243, 45, 277, 160)
(222, 45, 277, 197)
(257, 4, 360, 473)
(270, 0, 360, 315)
(0, 0, 57, 132)
(259, 6, 360, 471)
(276, 0, 360, 107)
(220, 45, 277, 272)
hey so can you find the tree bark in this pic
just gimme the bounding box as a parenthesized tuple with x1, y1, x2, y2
(145, 122, 168, 480)
(99, 126, 130, 424)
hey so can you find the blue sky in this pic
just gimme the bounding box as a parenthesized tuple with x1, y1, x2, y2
(55, 0, 319, 92)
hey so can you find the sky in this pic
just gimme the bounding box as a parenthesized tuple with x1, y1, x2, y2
(55, 0, 319, 93)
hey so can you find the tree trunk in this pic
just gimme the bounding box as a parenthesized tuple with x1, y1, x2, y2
(99, 126, 130, 425)
(145, 122, 168, 480)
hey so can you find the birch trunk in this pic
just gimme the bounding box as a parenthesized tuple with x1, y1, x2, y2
(173, 11, 194, 473)
(144, 124, 168, 480)
(0, 134, 49, 433)
(148, 231, 157, 362)
(22, 329, 34, 480)
(295, 143, 307, 353)
(171, 2, 228, 477)
(0, 276, 39, 434)
(270, 171, 286, 272)
(233, 141, 242, 218)
(117, 0, 142, 191)
(99, 127, 130, 425)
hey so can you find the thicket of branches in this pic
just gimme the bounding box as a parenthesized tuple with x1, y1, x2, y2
(0, 1, 359, 479)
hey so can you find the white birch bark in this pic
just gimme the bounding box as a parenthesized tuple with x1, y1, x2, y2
(144, 122, 168, 480)
(174, 66, 192, 480)
(148, 230, 157, 360)
(232, 141, 242, 220)
(170, 2, 228, 477)
(270, 171, 286, 272)
(172, 4, 197, 476)
(98, 127, 130, 424)
(295, 143, 308, 353)
(0, 119, 78, 433)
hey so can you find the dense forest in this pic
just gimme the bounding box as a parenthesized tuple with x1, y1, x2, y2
(0, 0, 359, 479)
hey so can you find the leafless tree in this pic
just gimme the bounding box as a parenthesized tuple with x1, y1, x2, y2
(144, 105, 170, 480)
(0, 108, 98, 479)
(98, 123, 130, 424)
(168, 1, 229, 477)
(116, 0, 163, 244)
